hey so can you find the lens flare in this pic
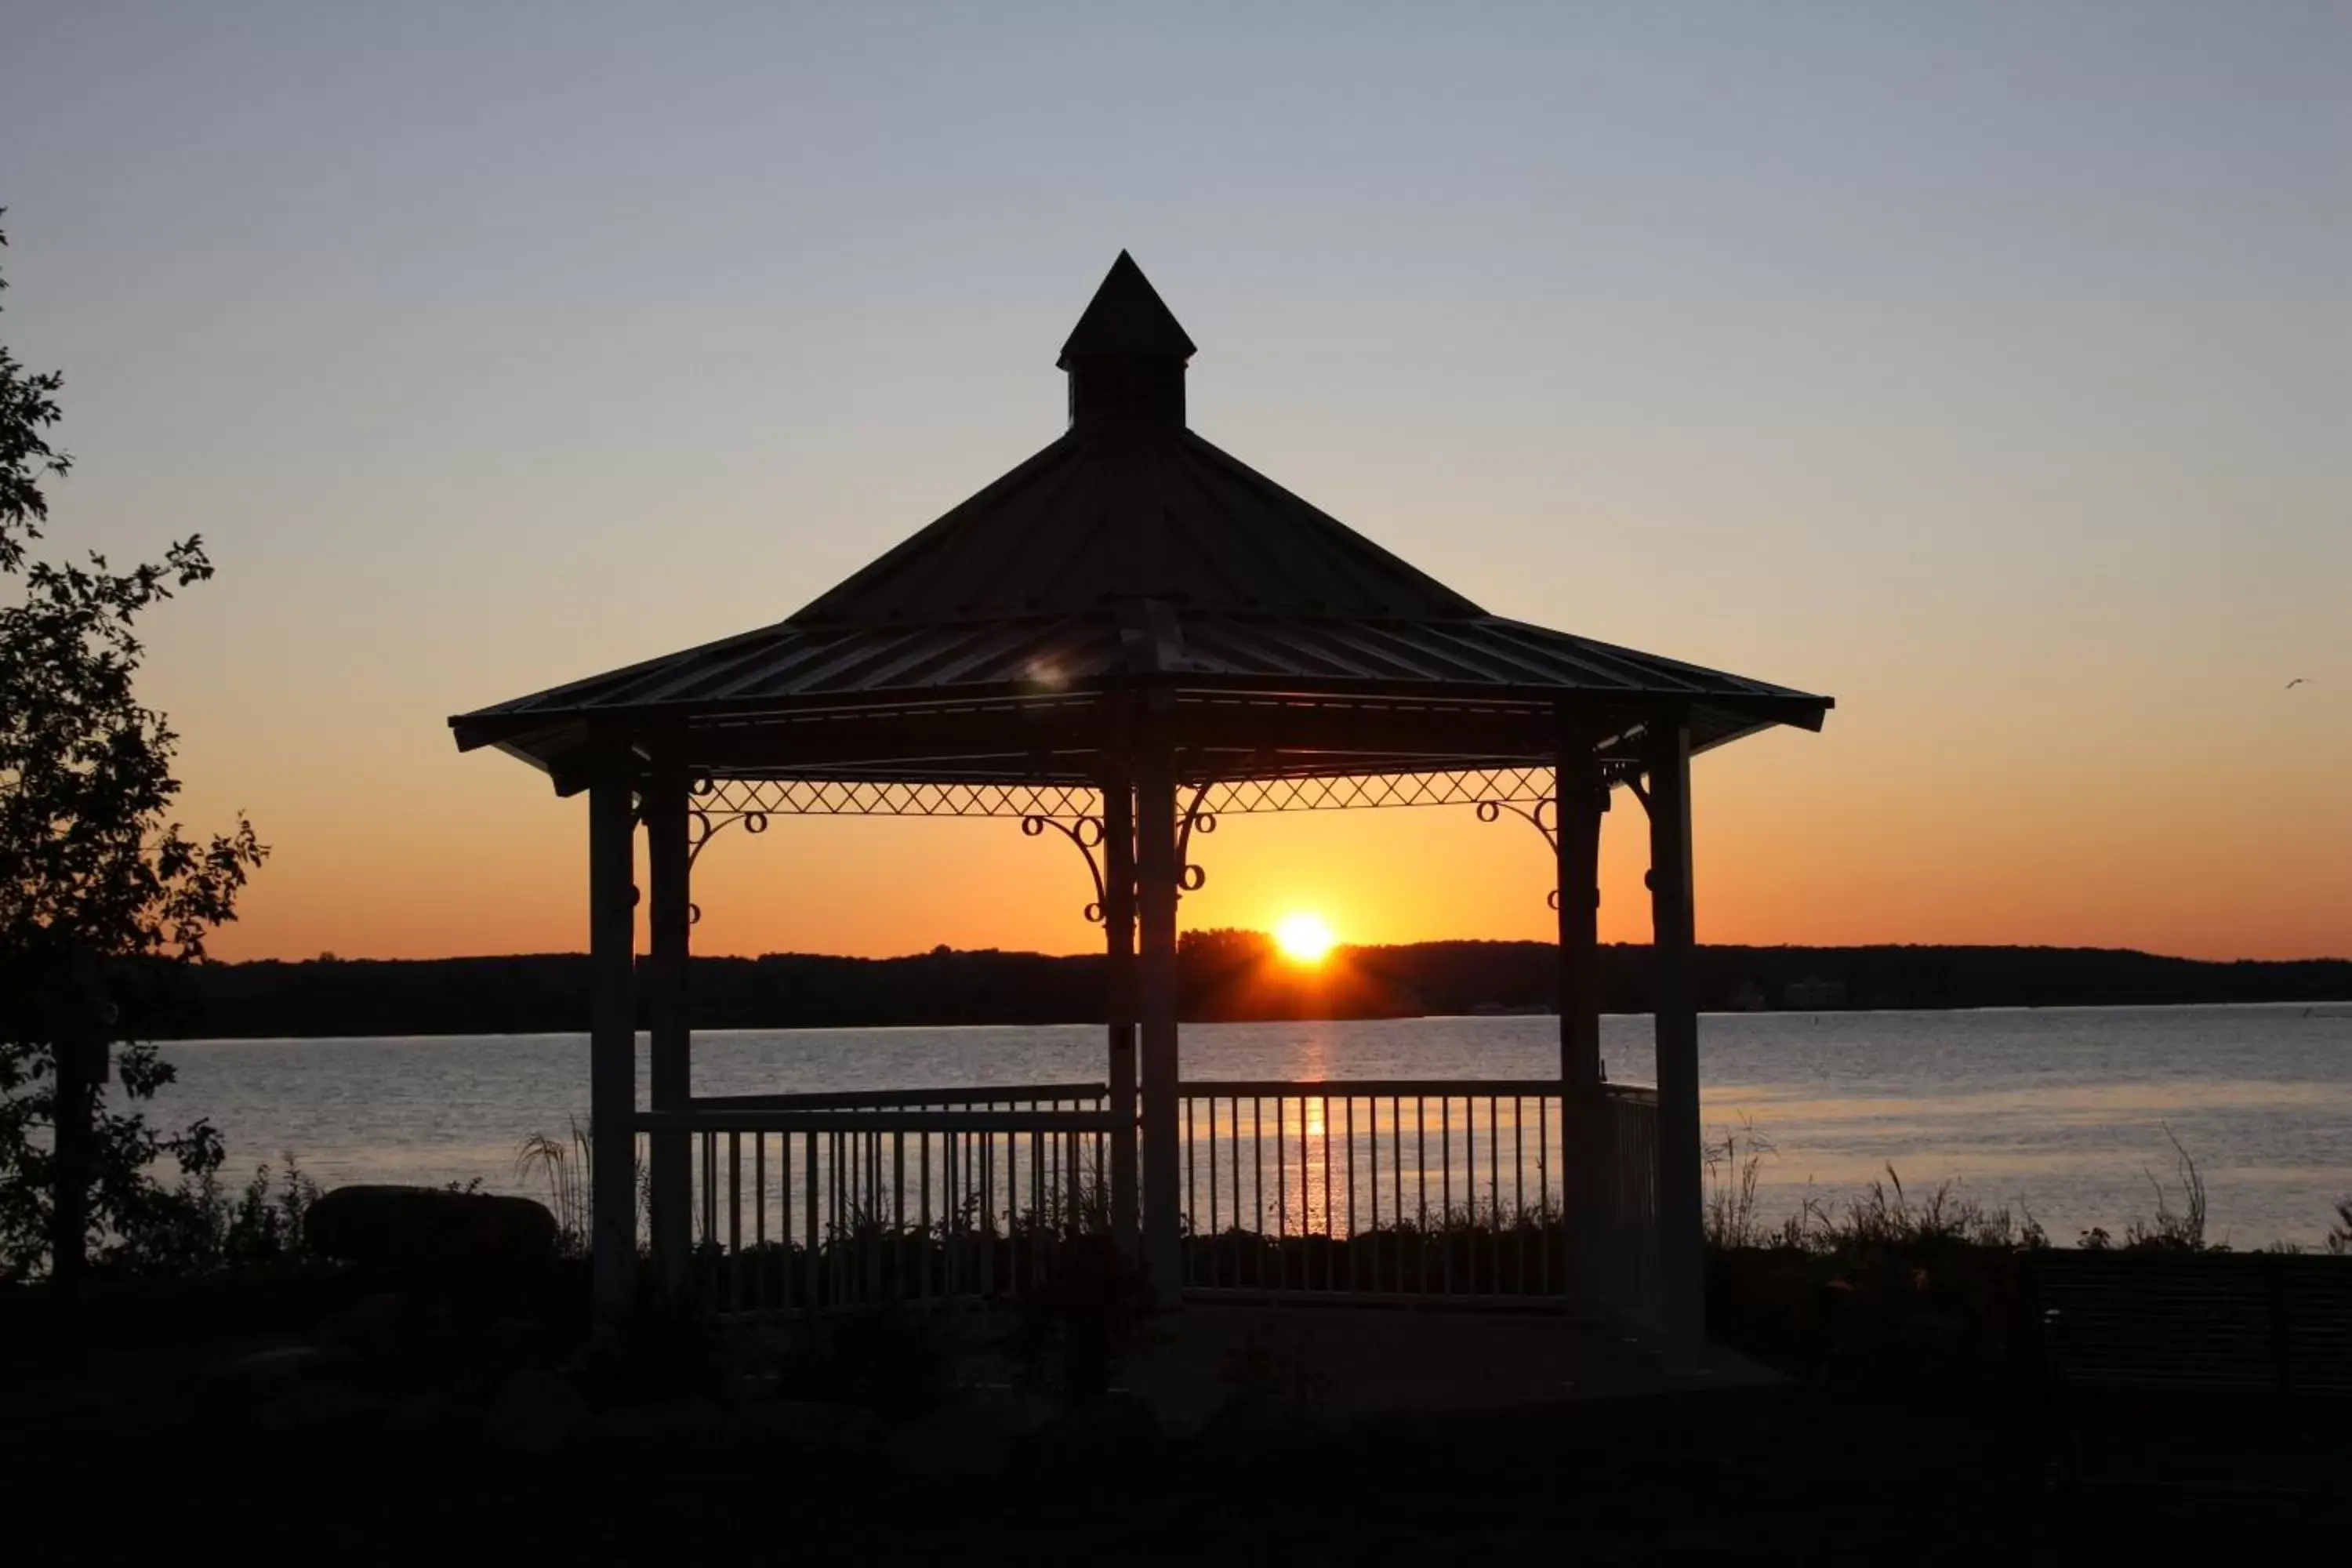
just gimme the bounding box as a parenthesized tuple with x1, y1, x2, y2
(1274, 912, 1338, 964)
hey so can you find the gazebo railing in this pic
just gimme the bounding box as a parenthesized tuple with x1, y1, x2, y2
(647, 1077, 1660, 1330)
(643, 1083, 1114, 1315)
(1174, 1080, 1658, 1318)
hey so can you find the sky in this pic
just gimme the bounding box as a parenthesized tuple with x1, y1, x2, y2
(2, 2, 2347, 964)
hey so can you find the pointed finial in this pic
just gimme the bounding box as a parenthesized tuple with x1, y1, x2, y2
(1059, 252, 1194, 427)
(1058, 252, 1196, 368)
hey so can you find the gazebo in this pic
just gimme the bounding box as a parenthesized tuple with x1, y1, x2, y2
(450, 252, 1830, 1371)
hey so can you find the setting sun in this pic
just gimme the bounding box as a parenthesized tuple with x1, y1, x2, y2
(1274, 913, 1338, 964)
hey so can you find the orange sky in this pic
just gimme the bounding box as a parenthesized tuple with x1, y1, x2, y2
(169, 692, 2348, 964)
(9, 7, 2347, 965)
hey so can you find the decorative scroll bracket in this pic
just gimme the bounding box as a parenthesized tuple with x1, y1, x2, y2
(682, 775, 773, 926)
(1477, 795, 1563, 910)
(1175, 780, 1216, 898)
(1022, 813, 1109, 924)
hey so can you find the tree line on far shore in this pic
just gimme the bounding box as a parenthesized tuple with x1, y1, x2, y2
(123, 937, 2352, 1040)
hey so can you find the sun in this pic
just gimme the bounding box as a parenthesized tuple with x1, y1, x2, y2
(1273, 912, 1338, 964)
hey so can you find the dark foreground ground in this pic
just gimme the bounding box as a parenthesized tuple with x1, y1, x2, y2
(6, 1268, 2342, 1566)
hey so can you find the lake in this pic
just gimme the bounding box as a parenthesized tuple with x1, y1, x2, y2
(149, 1002, 2352, 1249)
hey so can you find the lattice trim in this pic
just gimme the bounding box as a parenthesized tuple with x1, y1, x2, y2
(688, 767, 1556, 823)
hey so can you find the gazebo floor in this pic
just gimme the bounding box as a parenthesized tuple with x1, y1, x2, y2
(1143, 1301, 1785, 1427)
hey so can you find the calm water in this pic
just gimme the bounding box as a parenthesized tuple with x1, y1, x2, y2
(149, 1004, 2352, 1249)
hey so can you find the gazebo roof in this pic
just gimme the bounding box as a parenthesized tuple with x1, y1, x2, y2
(452, 254, 1829, 790)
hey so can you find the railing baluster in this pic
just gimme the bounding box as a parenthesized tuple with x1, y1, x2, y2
(980, 1125, 996, 1300)
(804, 1128, 820, 1310)
(1321, 1095, 1334, 1294)
(1537, 1094, 1551, 1299)
(1416, 1096, 1429, 1300)
(1276, 1096, 1288, 1296)
(1032, 1118, 1045, 1236)
(1184, 1097, 1197, 1288)
(1207, 1095, 1220, 1288)
(1514, 1096, 1526, 1298)
(1461, 1097, 1472, 1295)
(1345, 1095, 1358, 1294)
(1252, 1097, 1265, 1292)
(1443, 1098, 1455, 1297)
(917, 1127, 931, 1306)
(726, 1131, 742, 1312)
(1235, 1098, 1247, 1290)
(700, 1129, 716, 1248)
(1488, 1094, 1501, 1298)
(1368, 1096, 1381, 1291)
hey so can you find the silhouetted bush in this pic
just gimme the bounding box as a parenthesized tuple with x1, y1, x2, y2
(766, 1305, 956, 1419)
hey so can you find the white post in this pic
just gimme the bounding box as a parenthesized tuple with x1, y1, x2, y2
(587, 738, 640, 1335)
(1555, 718, 1606, 1305)
(1102, 758, 1140, 1256)
(645, 755, 691, 1305)
(1134, 720, 1182, 1300)
(1646, 713, 1704, 1373)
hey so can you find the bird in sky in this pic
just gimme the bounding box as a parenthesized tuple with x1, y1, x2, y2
(2285, 677, 2310, 689)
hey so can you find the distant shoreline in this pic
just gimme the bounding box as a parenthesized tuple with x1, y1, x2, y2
(160, 996, 2352, 1047)
(121, 942, 2352, 1042)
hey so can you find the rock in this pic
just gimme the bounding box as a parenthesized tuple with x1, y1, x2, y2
(1040, 1390, 1160, 1462)
(483, 1368, 590, 1457)
(384, 1389, 474, 1443)
(323, 1290, 409, 1356)
(305, 1185, 557, 1281)
(591, 1399, 743, 1456)
(208, 1344, 345, 1396)
(739, 1399, 884, 1457)
(967, 1384, 1059, 1439)
(1196, 1389, 1329, 1460)
(194, 1344, 389, 1436)
(195, 1345, 352, 1421)
(482, 1314, 545, 1367)
(884, 1403, 1011, 1483)
(254, 1377, 389, 1436)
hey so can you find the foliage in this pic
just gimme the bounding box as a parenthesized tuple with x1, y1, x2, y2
(1007, 1228, 1158, 1407)
(0, 212, 267, 1279)
(2327, 1199, 2350, 1258)
(767, 1306, 956, 1419)
(103, 1156, 322, 1276)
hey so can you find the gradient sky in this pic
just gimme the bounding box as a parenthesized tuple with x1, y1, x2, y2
(3, 2, 2347, 963)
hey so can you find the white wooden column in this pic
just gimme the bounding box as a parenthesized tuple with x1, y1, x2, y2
(1554, 718, 1606, 1301)
(1134, 720, 1182, 1299)
(1646, 713, 1704, 1372)
(644, 755, 692, 1304)
(1102, 758, 1141, 1256)
(586, 738, 640, 1334)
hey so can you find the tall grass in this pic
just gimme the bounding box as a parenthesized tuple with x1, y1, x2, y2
(1702, 1120, 1775, 1249)
(514, 1116, 648, 1258)
(1703, 1117, 2048, 1254)
(2123, 1122, 2208, 1250)
(514, 1120, 590, 1253)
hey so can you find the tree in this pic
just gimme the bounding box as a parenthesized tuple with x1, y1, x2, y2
(0, 214, 267, 1281)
